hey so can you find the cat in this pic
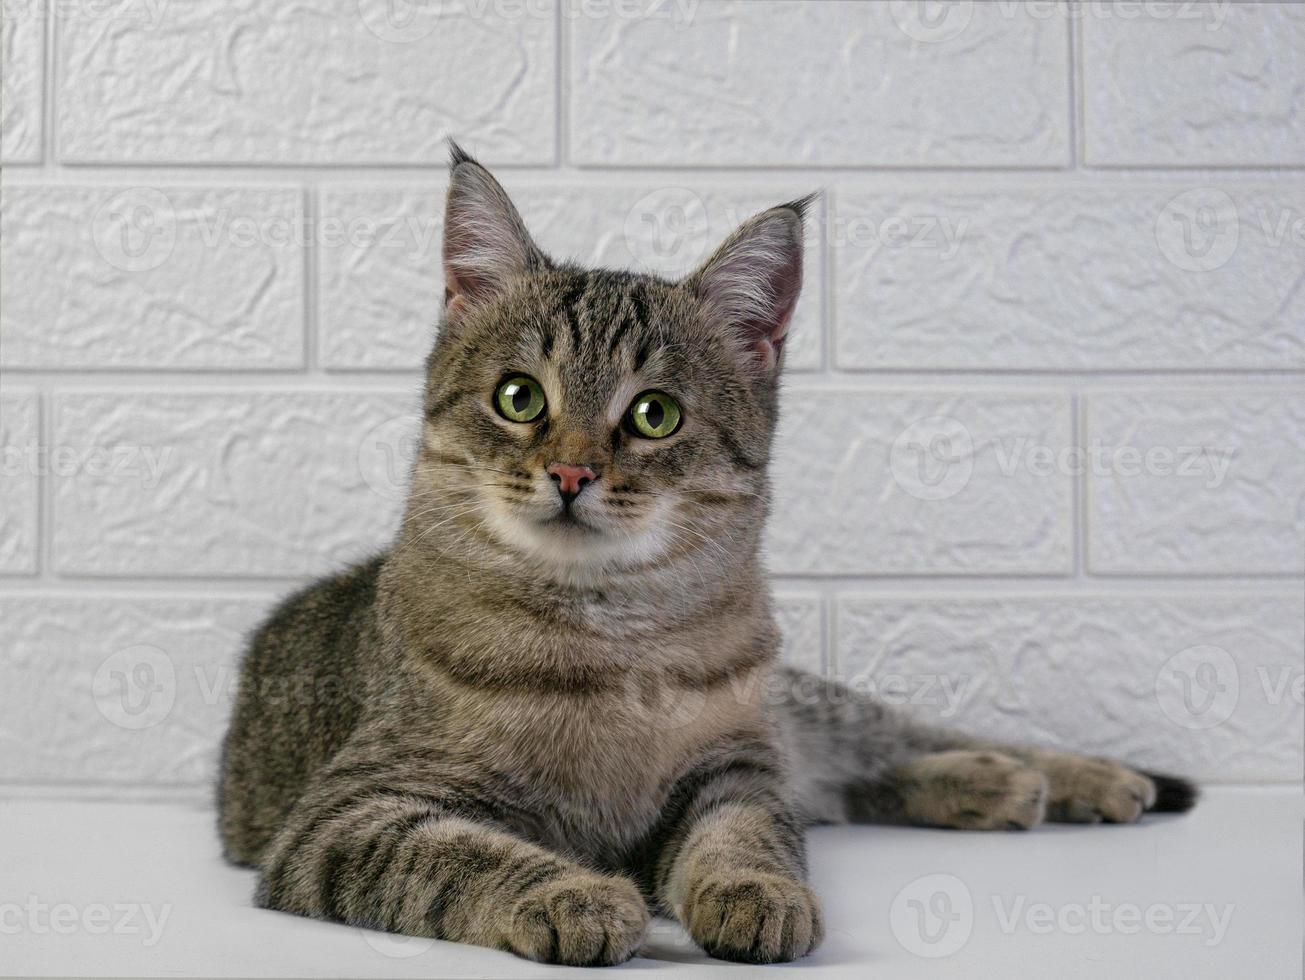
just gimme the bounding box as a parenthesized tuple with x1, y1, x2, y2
(218, 143, 1197, 966)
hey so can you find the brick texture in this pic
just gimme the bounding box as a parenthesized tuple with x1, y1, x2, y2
(2, 1, 1301, 791)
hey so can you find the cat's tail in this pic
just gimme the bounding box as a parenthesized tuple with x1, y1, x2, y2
(771, 667, 1201, 825)
(1139, 770, 1200, 813)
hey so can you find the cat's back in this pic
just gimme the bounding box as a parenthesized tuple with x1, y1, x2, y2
(218, 556, 384, 866)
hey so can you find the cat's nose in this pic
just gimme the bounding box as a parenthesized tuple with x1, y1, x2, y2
(546, 462, 596, 504)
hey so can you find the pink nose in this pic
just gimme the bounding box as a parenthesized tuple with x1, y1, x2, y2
(546, 462, 596, 501)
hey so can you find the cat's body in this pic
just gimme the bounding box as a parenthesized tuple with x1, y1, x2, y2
(220, 147, 1195, 966)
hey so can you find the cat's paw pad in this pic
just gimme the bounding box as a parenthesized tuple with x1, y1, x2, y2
(682, 870, 823, 964)
(508, 873, 649, 966)
(909, 751, 1048, 830)
(1037, 755, 1157, 824)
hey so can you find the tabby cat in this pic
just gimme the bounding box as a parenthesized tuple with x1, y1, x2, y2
(219, 145, 1196, 966)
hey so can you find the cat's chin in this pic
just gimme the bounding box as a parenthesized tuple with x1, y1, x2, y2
(481, 506, 669, 578)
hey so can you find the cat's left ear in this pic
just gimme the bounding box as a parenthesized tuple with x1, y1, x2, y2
(684, 195, 813, 373)
(443, 141, 549, 317)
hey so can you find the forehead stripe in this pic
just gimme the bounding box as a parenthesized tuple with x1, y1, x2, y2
(557, 276, 589, 353)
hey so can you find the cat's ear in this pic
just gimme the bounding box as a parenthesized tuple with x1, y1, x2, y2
(684, 195, 813, 373)
(443, 141, 548, 315)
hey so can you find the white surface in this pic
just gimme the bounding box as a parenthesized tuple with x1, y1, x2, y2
(2, 788, 1299, 979)
(2, 2, 1303, 795)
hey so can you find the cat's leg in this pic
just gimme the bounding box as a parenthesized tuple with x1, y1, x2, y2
(257, 758, 648, 966)
(774, 668, 1197, 830)
(642, 735, 823, 964)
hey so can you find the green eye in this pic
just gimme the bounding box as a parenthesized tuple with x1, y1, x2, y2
(628, 390, 682, 439)
(495, 375, 547, 422)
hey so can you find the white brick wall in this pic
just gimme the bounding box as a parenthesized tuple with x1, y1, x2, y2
(1, 1, 1301, 796)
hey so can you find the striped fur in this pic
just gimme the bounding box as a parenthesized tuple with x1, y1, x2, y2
(219, 147, 1196, 966)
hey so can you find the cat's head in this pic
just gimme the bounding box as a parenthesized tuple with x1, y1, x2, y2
(407, 144, 810, 582)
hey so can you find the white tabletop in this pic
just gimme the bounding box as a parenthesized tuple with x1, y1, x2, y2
(2, 786, 1299, 979)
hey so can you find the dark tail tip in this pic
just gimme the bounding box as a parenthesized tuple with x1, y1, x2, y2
(1143, 771, 1200, 813)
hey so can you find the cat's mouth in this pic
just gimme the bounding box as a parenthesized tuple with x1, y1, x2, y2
(542, 510, 598, 533)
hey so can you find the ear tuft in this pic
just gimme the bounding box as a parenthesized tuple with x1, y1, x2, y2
(684, 196, 814, 373)
(448, 138, 476, 169)
(443, 142, 548, 315)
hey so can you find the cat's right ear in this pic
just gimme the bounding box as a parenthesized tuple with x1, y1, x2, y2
(443, 141, 548, 316)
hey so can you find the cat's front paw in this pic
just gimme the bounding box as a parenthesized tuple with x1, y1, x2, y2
(683, 871, 823, 964)
(507, 872, 649, 966)
(1027, 751, 1158, 824)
